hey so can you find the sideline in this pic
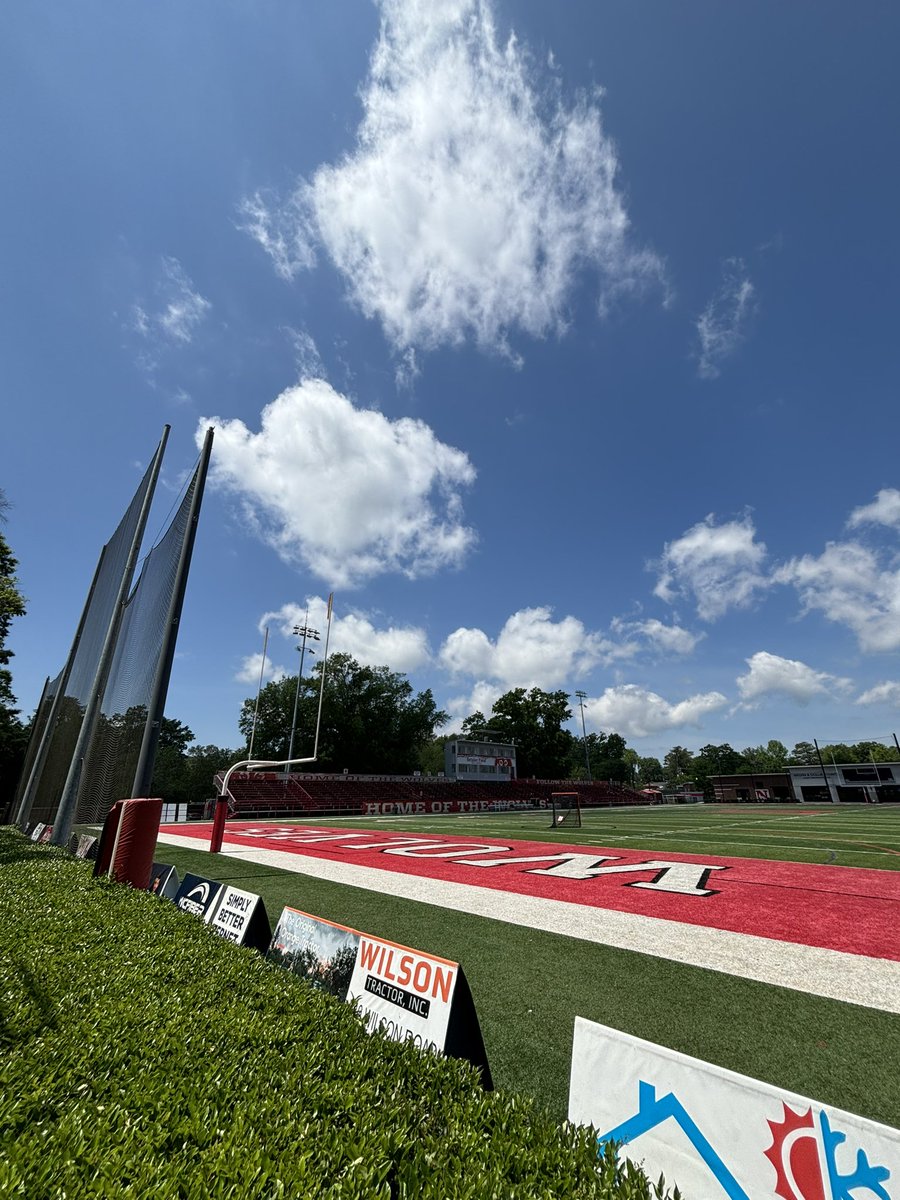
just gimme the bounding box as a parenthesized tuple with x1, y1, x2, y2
(158, 829, 900, 1014)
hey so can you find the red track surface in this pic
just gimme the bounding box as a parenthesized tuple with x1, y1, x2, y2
(163, 823, 900, 961)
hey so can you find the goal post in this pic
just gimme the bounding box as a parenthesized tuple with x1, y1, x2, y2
(549, 792, 582, 828)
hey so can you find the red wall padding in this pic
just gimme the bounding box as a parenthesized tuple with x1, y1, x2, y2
(110, 798, 163, 889)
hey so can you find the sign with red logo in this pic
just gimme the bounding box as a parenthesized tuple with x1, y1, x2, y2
(569, 1018, 899, 1199)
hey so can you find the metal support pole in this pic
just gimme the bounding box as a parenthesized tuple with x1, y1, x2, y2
(131, 428, 213, 798)
(814, 738, 839, 805)
(285, 607, 319, 776)
(575, 690, 591, 782)
(247, 626, 269, 765)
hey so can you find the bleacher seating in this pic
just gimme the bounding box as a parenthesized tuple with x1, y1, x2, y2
(212, 772, 654, 819)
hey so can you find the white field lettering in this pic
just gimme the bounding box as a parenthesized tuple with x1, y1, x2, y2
(462, 853, 726, 896)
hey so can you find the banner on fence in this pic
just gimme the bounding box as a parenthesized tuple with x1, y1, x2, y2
(568, 1016, 899, 1200)
(268, 906, 491, 1086)
(210, 885, 271, 952)
(30, 823, 46, 842)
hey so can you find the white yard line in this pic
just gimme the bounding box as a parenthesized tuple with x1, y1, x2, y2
(158, 831, 900, 1015)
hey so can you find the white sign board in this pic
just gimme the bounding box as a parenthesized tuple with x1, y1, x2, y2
(346, 934, 458, 1056)
(210, 885, 262, 943)
(569, 1017, 898, 1200)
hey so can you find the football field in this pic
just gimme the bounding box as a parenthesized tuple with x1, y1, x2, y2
(155, 804, 900, 1126)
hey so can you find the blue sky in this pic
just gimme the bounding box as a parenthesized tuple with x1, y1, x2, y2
(4, 0, 900, 760)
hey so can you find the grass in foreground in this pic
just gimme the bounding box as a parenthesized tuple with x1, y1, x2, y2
(154, 831, 900, 1129)
(0, 828, 675, 1200)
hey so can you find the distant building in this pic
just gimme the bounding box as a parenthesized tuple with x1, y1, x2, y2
(710, 762, 900, 803)
(444, 736, 516, 782)
(786, 761, 900, 804)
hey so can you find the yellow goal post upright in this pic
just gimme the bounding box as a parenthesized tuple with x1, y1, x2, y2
(549, 792, 581, 829)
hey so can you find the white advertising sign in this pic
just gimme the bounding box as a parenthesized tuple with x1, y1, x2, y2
(210, 885, 260, 942)
(347, 935, 458, 1056)
(569, 1017, 898, 1200)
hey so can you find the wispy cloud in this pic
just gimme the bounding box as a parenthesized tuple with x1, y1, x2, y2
(856, 681, 900, 707)
(239, 0, 662, 358)
(234, 652, 288, 685)
(774, 540, 900, 653)
(198, 380, 476, 587)
(583, 684, 728, 739)
(261, 597, 430, 674)
(132, 256, 211, 347)
(736, 651, 851, 707)
(847, 488, 900, 531)
(695, 257, 756, 379)
(653, 513, 769, 621)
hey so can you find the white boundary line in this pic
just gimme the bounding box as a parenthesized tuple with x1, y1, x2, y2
(158, 831, 900, 1015)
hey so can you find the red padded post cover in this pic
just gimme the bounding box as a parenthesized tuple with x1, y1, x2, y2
(110, 798, 164, 889)
(93, 800, 125, 877)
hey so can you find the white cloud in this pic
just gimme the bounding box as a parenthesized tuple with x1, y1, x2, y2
(444, 680, 504, 727)
(848, 488, 900, 531)
(612, 617, 702, 656)
(856, 681, 900, 707)
(653, 514, 769, 621)
(438, 605, 623, 689)
(283, 327, 324, 379)
(696, 258, 756, 379)
(133, 256, 211, 346)
(736, 651, 851, 706)
(199, 379, 476, 587)
(234, 652, 288, 685)
(774, 541, 900, 653)
(237, 189, 316, 282)
(241, 0, 662, 356)
(261, 597, 430, 674)
(582, 685, 728, 739)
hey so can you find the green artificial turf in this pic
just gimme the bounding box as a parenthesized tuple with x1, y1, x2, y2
(153, 832, 900, 1129)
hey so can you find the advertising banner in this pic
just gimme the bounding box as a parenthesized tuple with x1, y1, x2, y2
(568, 1017, 899, 1200)
(173, 872, 223, 921)
(147, 862, 180, 900)
(30, 823, 46, 842)
(74, 834, 98, 860)
(268, 906, 491, 1085)
(209, 885, 271, 953)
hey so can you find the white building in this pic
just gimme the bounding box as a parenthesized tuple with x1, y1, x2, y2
(786, 761, 900, 803)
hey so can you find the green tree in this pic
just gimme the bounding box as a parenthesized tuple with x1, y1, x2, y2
(788, 741, 818, 765)
(636, 756, 664, 787)
(663, 745, 695, 787)
(739, 739, 789, 773)
(691, 743, 746, 797)
(0, 493, 27, 812)
(239, 653, 447, 774)
(464, 688, 574, 778)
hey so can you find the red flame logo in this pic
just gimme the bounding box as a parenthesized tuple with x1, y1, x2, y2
(764, 1104, 826, 1200)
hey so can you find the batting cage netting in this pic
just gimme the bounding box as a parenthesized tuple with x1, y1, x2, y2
(15, 427, 212, 840)
(13, 449, 162, 827)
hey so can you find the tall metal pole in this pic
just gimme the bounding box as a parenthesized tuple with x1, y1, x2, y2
(247, 625, 269, 765)
(814, 738, 839, 805)
(51, 427, 170, 846)
(284, 607, 319, 776)
(131, 428, 213, 798)
(575, 690, 592, 782)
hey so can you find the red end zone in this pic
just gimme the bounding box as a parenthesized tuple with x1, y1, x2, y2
(162, 823, 900, 961)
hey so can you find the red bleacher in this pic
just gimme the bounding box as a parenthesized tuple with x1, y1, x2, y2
(212, 772, 655, 819)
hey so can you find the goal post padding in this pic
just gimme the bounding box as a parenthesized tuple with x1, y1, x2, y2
(549, 792, 582, 828)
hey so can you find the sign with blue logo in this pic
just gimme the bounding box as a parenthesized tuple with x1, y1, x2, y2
(569, 1017, 898, 1199)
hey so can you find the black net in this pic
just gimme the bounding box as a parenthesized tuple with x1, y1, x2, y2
(75, 470, 198, 823)
(20, 463, 157, 825)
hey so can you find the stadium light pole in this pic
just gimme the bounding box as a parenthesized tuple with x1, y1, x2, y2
(285, 610, 320, 776)
(574, 690, 592, 783)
